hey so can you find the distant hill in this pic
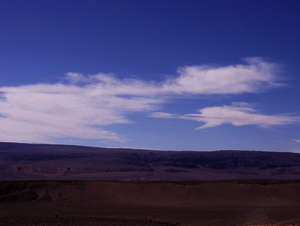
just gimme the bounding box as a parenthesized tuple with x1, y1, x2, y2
(1, 142, 300, 180)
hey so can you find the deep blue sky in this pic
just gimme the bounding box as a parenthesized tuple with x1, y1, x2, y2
(1, 0, 300, 152)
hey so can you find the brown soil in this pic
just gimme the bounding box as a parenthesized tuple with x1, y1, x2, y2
(0, 181, 300, 225)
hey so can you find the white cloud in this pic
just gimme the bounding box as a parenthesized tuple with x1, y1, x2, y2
(151, 102, 299, 129)
(295, 139, 300, 143)
(162, 57, 282, 94)
(65, 72, 89, 84)
(0, 58, 291, 143)
(0, 82, 163, 143)
(150, 112, 177, 119)
(67, 57, 281, 96)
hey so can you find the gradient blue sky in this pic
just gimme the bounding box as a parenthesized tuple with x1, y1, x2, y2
(1, 0, 300, 152)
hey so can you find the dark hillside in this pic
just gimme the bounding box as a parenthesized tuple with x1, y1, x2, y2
(1, 142, 300, 180)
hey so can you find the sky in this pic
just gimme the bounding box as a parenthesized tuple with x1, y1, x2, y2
(1, 0, 300, 152)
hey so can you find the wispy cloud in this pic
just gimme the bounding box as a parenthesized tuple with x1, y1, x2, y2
(162, 57, 282, 94)
(151, 102, 299, 129)
(295, 139, 300, 143)
(0, 82, 162, 143)
(0, 58, 291, 143)
(150, 112, 177, 119)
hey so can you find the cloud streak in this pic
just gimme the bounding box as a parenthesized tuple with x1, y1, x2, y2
(0, 58, 291, 143)
(151, 102, 299, 129)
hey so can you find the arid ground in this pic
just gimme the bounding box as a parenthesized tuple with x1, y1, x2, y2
(1, 180, 300, 226)
(2, 143, 300, 225)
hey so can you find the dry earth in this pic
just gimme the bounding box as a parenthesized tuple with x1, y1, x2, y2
(1, 181, 300, 226)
